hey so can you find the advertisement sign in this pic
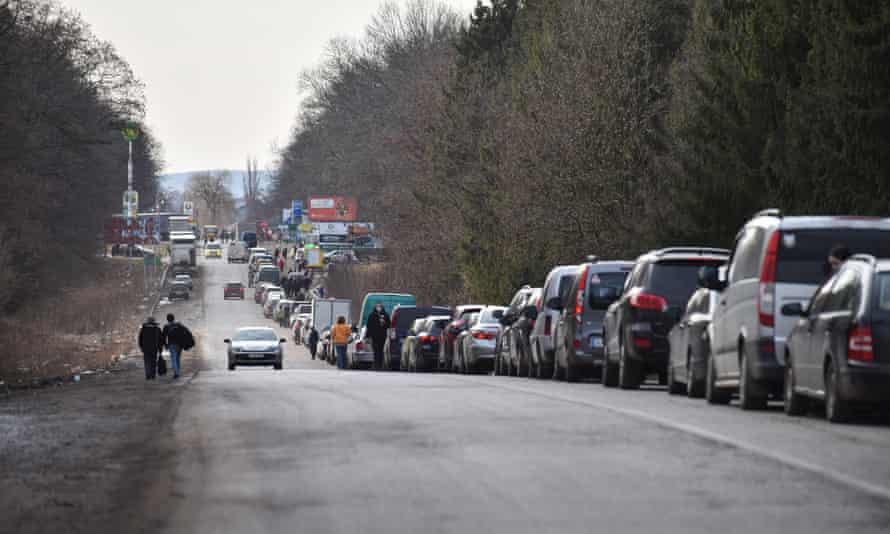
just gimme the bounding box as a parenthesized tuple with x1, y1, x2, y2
(298, 223, 314, 232)
(292, 200, 303, 219)
(312, 222, 350, 236)
(308, 196, 357, 222)
(306, 248, 324, 269)
(182, 200, 194, 216)
(123, 190, 138, 218)
(282, 208, 291, 224)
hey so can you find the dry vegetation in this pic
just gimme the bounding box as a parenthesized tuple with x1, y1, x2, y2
(0, 260, 154, 385)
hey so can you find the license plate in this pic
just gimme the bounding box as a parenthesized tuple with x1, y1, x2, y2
(589, 337, 603, 349)
(248, 353, 265, 359)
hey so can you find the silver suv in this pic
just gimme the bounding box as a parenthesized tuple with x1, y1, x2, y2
(701, 209, 890, 409)
(529, 265, 579, 378)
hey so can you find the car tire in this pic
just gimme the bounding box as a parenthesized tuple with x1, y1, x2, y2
(825, 359, 851, 423)
(784, 356, 807, 416)
(739, 347, 767, 410)
(706, 353, 731, 405)
(618, 341, 640, 390)
(228, 361, 236, 371)
(667, 361, 684, 395)
(602, 343, 618, 388)
(565, 359, 578, 383)
(686, 353, 705, 399)
(274, 362, 283, 370)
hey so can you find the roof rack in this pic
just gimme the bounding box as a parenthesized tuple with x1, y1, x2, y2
(848, 254, 877, 265)
(656, 247, 730, 257)
(753, 208, 782, 219)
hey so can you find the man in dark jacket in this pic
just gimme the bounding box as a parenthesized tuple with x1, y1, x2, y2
(138, 317, 163, 380)
(366, 303, 390, 370)
(162, 313, 193, 380)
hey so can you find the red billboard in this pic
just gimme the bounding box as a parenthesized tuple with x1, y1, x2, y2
(308, 196, 357, 222)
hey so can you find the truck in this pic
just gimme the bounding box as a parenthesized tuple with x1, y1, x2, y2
(312, 298, 352, 360)
(204, 225, 219, 241)
(169, 215, 194, 235)
(170, 232, 197, 273)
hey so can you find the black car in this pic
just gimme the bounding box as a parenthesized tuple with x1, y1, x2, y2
(666, 287, 720, 397)
(494, 286, 539, 376)
(383, 305, 452, 370)
(783, 255, 890, 422)
(552, 260, 633, 382)
(168, 281, 190, 301)
(603, 248, 730, 389)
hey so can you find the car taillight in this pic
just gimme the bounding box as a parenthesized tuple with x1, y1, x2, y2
(356, 341, 364, 351)
(472, 331, 496, 340)
(421, 335, 436, 343)
(848, 326, 873, 362)
(575, 265, 590, 321)
(544, 316, 552, 336)
(573, 339, 581, 349)
(630, 293, 668, 312)
(633, 337, 653, 349)
(758, 231, 780, 327)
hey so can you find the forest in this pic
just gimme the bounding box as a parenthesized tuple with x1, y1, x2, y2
(269, 0, 890, 305)
(0, 0, 162, 312)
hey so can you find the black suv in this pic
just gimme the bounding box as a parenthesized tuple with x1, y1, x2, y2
(603, 248, 729, 389)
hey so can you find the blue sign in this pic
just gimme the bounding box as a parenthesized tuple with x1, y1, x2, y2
(292, 200, 303, 219)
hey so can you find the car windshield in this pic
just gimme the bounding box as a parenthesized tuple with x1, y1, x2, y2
(226, 283, 242, 289)
(649, 260, 724, 307)
(429, 318, 450, 333)
(557, 274, 576, 302)
(479, 308, 505, 324)
(588, 271, 629, 310)
(233, 329, 277, 342)
(776, 229, 890, 285)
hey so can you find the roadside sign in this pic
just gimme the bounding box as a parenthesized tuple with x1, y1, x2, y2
(298, 223, 313, 232)
(306, 247, 324, 268)
(123, 190, 138, 218)
(292, 199, 302, 219)
(282, 208, 291, 224)
(183, 200, 194, 216)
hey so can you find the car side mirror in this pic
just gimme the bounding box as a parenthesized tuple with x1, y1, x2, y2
(781, 302, 807, 317)
(546, 297, 563, 311)
(279, 338, 287, 343)
(224, 339, 231, 343)
(698, 266, 726, 291)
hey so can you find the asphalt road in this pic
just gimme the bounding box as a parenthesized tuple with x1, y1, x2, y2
(153, 254, 890, 534)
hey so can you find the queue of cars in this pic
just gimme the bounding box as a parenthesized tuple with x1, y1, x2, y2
(345, 210, 890, 425)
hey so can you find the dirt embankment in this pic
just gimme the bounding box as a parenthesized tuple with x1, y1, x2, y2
(0, 259, 163, 388)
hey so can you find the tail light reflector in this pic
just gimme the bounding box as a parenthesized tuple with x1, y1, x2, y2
(630, 293, 668, 312)
(573, 339, 581, 349)
(848, 326, 873, 362)
(758, 231, 780, 327)
(472, 331, 496, 340)
(356, 341, 364, 351)
(575, 265, 590, 321)
(633, 337, 653, 349)
(544, 316, 552, 336)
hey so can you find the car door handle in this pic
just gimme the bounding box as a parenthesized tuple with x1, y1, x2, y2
(720, 300, 727, 306)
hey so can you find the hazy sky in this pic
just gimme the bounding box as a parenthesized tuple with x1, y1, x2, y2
(60, 0, 479, 174)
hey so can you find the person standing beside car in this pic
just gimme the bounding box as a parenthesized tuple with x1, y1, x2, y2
(366, 303, 390, 370)
(138, 317, 163, 380)
(331, 316, 351, 369)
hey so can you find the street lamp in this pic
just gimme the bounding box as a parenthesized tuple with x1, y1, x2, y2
(121, 122, 140, 253)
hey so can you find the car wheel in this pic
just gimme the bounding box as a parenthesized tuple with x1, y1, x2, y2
(706, 353, 731, 405)
(274, 362, 283, 370)
(686, 352, 705, 398)
(618, 341, 640, 390)
(602, 343, 618, 388)
(493, 351, 501, 376)
(739, 347, 767, 410)
(565, 358, 578, 383)
(228, 361, 236, 371)
(667, 360, 684, 395)
(784, 356, 807, 416)
(825, 359, 851, 423)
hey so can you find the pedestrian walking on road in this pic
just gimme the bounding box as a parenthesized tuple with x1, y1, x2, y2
(308, 323, 319, 360)
(138, 317, 163, 380)
(366, 303, 390, 370)
(162, 313, 195, 380)
(331, 316, 351, 370)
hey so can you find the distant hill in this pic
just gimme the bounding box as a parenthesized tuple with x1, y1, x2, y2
(159, 169, 272, 197)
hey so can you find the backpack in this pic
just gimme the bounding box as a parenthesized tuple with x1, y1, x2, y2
(180, 325, 196, 351)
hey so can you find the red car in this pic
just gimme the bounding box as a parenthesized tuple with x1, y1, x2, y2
(223, 281, 245, 300)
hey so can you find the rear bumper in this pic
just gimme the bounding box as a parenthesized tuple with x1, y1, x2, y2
(839, 364, 890, 403)
(352, 350, 374, 363)
(568, 347, 604, 369)
(747, 337, 784, 387)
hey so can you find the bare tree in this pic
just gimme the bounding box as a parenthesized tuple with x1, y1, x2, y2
(243, 156, 263, 221)
(188, 171, 234, 226)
